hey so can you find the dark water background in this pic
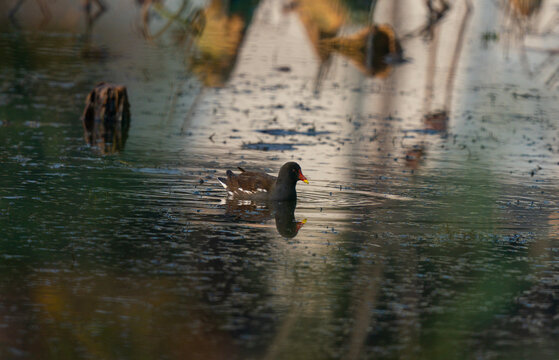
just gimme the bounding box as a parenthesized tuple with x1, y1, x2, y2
(1, 0, 559, 359)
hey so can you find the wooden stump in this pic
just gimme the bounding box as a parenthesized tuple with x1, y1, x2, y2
(81, 82, 130, 154)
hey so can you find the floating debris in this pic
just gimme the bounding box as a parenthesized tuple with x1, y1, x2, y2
(242, 142, 309, 151)
(255, 128, 332, 136)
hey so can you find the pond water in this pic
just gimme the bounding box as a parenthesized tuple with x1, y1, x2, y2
(1, 0, 559, 359)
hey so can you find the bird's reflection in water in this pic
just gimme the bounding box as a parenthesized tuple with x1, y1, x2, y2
(222, 200, 306, 238)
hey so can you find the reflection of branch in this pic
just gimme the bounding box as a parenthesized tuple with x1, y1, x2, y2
(508, 0, 542, 19)
(501, 0, 544, 58)
(368, 0, 378, 24)
(545, 66, 559, 89)
(540, 11, 559, 35)
(180, 88, 205, 135)
(444, 0, 473, 111)
(525, 46, 559, 56)
(460, 144, 472, 159)
(423, 0, 450, 39)
(9, 0, 52, 27)
(525, 46, 559, 88)
(162, 78, 188, 127)
(313, 56, 332, 97)
(345, 262, 383, 360)
(84, 0, 107, 28)
(423, 19, 440, 113)
(141, 0, 191, 42)
(262, 306, 300, 360)
(365, 0, 378, 70)
(402, 0, 450, 40)
(8, 0, 25, 19)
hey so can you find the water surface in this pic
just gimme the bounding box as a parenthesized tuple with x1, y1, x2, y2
(1, 0, 559, 359)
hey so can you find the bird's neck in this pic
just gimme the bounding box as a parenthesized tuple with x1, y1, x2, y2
(270, 180, 297, 201)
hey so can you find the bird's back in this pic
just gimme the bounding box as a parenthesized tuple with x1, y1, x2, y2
(218, 169, 276, 197)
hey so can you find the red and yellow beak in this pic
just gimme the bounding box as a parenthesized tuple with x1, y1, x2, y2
(298, 170, 309, 184)
(296, 218, 307, 232)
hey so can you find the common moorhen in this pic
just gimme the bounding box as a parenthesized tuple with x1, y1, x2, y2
(218, 162, 309, 201)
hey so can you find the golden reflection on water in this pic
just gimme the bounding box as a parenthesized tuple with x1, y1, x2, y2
(188, 0, 245, 87)
(321, 24, 402, 78)
(508, 0, 543, 17)
(34, 275, 237, 359)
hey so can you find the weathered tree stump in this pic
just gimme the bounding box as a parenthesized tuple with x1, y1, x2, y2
(81, 82, 130, 154)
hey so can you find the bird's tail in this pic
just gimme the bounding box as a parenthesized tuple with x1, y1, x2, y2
(217, 177, 228, 189)
(218, 170, 234, 189)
